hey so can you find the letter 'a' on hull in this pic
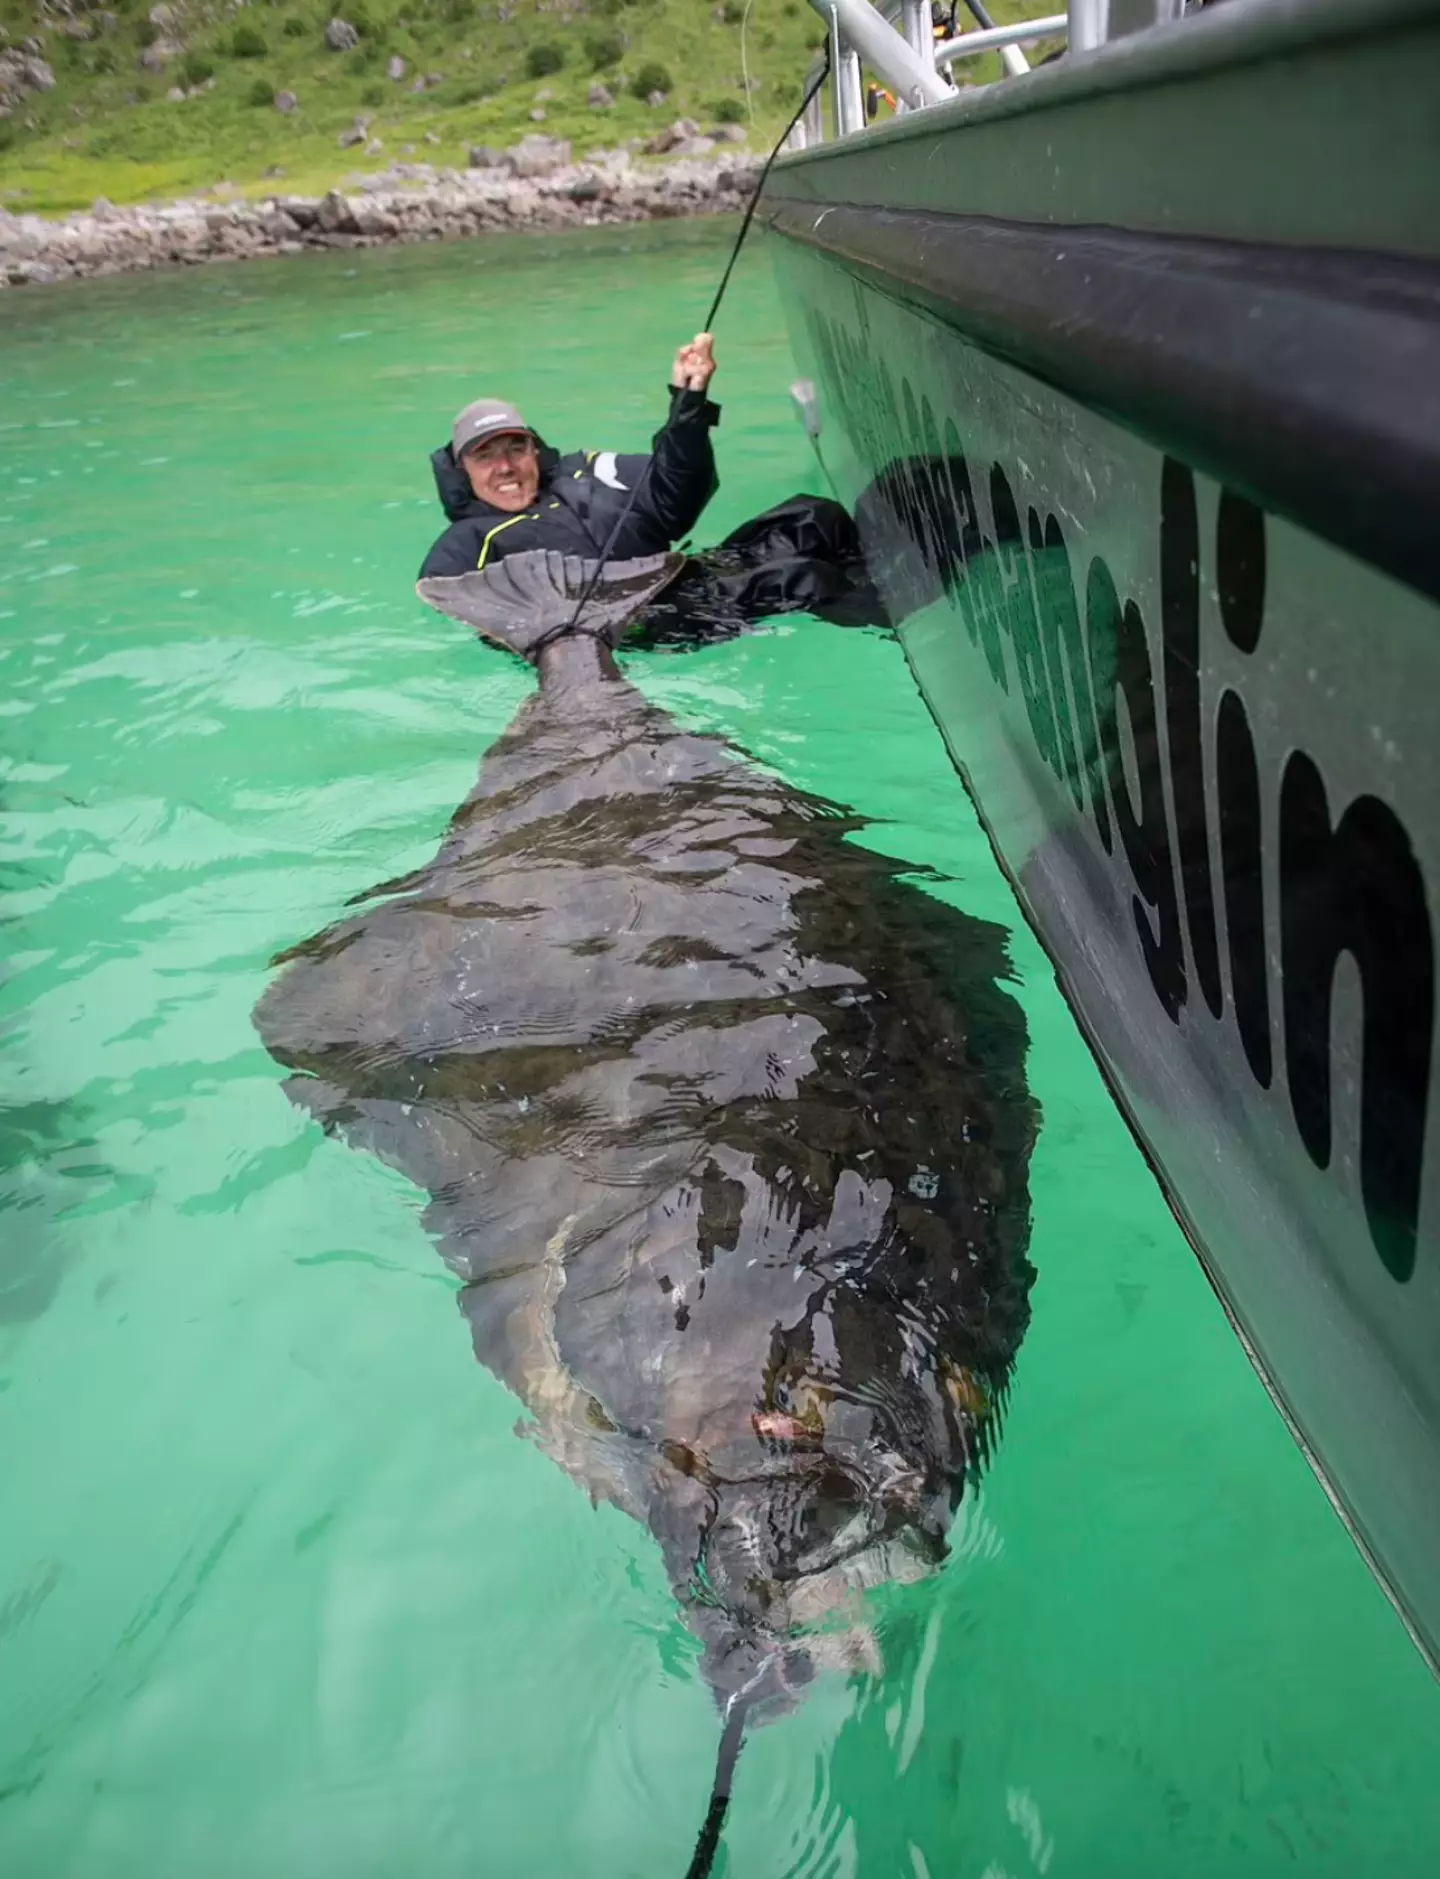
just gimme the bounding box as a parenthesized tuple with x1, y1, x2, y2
(763, 0, 1440, 1667)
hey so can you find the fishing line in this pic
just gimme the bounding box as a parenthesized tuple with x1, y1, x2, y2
(740, 0, 758, 130)
(698, 41, 829, 338)
(959, 0, 1000, 34)
(683, 1694, 753, 1879)
(561, 45, 833, 637)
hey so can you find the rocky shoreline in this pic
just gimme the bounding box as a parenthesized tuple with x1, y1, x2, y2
(0, 134, 764, 290)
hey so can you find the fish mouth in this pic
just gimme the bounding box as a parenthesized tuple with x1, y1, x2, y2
(700, 1451, 915, 1591)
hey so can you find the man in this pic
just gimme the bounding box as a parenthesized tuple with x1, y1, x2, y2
(420, 334, 721, 579)
(420, 332, 884, 639)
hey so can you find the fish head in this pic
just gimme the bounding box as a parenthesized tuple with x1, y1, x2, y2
(676, 1442, 948, 1718)
(700, 1446, 946, 1610)
(664, 1343, 991, 1695)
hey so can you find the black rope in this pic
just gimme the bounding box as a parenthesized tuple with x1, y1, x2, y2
(561, 47, 834, 640)
(958, 0, 1000, 30)
(698, 45, 830, 338)
(683, 1696, 753, 1879)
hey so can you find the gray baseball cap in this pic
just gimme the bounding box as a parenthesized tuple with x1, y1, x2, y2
(451, 398, 534, 460)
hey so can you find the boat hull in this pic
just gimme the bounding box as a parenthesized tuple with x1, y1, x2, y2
(762, 0, 1440, 1663)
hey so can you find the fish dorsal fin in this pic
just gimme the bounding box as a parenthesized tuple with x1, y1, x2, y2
(416, 550, 687, 660)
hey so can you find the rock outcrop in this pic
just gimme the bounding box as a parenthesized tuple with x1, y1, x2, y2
(0, 148, 761, 289)
(505, 133, 571, 177)
(0, 49, 57, 106)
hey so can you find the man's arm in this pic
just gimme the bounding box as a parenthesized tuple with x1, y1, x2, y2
(640, 387, 719, 542)
(628, 333, 721, 545)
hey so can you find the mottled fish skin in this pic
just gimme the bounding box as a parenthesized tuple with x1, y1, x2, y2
(255, 638, 1037, 1705)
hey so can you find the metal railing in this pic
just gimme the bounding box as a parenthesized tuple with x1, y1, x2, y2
(790, 0, 1196, 150)
(934, 14, 1068, 67)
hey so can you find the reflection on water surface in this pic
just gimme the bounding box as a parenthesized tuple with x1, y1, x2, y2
(1, 225, 1438, 1879)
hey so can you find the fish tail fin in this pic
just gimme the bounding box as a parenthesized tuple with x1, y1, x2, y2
(416, 550, 687, 661)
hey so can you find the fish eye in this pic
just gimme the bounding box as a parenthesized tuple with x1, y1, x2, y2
(782, 1466, 873, 1569)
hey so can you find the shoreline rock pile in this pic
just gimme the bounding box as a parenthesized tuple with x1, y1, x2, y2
(0, 139, 762, 290)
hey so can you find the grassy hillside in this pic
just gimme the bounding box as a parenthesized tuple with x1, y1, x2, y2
(0, 0, 1049, 215)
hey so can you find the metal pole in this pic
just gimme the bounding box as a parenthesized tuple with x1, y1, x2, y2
(807, 0, 952, 109)
(1068, 0, 1108, 52)
(802, 56, 827, 144)
(956, 0, 1031, 75)
(933, 15, 1068, 66)
(899, 0, 933, 63)
(838, 44, 865, 135)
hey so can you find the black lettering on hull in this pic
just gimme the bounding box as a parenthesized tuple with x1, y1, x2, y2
(1087, 557, 1187, 1022)
(1218, 489, 1266, 654)
(994, 468, 1056, 767)
(1037, 514, 1112, 855)
(1162, 457, 1223, 1019)
(1216, 689, 1273, 1090)
(804, 301, 1434, 1285)
(1280, 755, 1433, 1281)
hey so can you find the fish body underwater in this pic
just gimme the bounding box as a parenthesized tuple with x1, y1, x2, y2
(253, 553, 1038, 1854)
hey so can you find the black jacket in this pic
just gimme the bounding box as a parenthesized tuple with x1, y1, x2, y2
(419, 386, 720, 579)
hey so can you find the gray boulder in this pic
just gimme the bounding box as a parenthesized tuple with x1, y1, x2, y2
(587, 82, 613, 109)
(351, 200, 399, 238)
(647, 118, 702, 154)
(338, 124, 366, 148)
(325, 18, 359, 52)
(466, 144, 504, 169)
(275, 90, 298, 114)
(316, 189, 358, 234)
(387, 54, 406, 81)
(507, 132, 570, 177)
(14, 54, 56, 92)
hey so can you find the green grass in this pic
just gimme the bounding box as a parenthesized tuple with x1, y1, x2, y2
(0, 0, 825, 212)
(0, 0, 1057, 215)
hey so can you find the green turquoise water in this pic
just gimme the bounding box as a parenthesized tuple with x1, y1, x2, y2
(2, 223, 1438, 1879)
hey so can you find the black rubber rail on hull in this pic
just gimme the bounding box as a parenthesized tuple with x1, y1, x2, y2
(759, 198, 1440, 609)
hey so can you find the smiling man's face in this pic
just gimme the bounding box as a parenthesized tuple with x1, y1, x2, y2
(462, 431, 541, 513)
